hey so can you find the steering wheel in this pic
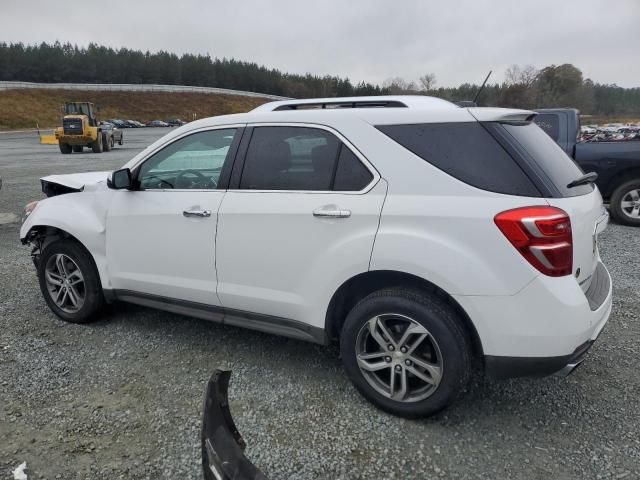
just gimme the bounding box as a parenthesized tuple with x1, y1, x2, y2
(174, 169, 216, 189)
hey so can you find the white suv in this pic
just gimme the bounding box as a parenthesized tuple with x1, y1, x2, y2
(20, 96, 612, 417)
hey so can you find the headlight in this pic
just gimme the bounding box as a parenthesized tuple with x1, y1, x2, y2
(22, 201, 39, 224)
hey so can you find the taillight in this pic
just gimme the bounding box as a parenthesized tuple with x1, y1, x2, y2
(494, 206, 572, 277)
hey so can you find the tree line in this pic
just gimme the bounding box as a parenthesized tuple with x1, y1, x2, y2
(385, 64, 640, 118)
(0, 42, 384, 98)
(1, 42, 638, 117)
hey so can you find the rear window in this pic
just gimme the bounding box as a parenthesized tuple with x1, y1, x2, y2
(376, 122, 541, 197)
(499, 122, 593, 197)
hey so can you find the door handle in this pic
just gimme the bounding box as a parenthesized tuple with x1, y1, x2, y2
(183, 209, 212, 218)
(312, 206, 351, 218)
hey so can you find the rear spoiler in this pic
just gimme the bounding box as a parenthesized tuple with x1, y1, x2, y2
(468, 108, 537, 123)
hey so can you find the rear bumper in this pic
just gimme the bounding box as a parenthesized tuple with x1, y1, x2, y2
(485, 338, 595, 379)
(454, 259, 612, 378)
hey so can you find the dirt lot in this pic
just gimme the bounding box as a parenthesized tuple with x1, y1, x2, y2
(0, 129, 639, 480)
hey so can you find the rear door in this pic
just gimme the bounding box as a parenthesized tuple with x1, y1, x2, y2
(215, 124, 386, 328)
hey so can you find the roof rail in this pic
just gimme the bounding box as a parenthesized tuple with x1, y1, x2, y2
(251, 95, 457, 112)
(273, 99, 407, 110)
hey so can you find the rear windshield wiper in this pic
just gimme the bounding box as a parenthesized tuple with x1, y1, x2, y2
(567, 172, 598, 188)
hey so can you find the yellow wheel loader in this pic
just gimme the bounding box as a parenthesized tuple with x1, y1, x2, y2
(55, 102, 106, 154)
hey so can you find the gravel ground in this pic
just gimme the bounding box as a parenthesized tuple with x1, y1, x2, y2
(0, 129, 639, 480)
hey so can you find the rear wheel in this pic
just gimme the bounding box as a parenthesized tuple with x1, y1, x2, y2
(610, 179, 640, 226)
(91, 134, 103, 153)
(340, 288, 472, 418)
(59, 142, 72, 154)
(37, 240, 104, 323)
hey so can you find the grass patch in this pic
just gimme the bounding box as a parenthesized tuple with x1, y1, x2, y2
(0, 89, 270, 130)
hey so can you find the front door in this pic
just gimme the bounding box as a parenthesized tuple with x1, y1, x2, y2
(106, 127, 241, 305)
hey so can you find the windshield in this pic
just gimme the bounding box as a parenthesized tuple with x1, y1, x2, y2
(65, 103, 90, 116)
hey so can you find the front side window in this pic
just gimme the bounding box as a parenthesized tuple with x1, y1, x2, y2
(137, 129, 237, 190)
(239, 126, 373, 191)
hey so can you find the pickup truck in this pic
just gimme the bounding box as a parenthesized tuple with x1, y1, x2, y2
(534, 108, 640, 226)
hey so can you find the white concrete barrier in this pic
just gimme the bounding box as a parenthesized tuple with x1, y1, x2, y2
(0, 81, 288, 100)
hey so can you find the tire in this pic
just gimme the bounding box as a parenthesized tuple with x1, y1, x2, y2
(118, 134, 124, 146)
(72, 145, 83, 153)
(340, 288, 472, 418)
(103, 134, 112, 152)
(91, 133, 103, 153)
(37, 239, 104, 324)
(59, 142, 72, 154)
(610, 179, 640, 227)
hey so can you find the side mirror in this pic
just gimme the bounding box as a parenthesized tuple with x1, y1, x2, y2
(107, 168, 133, 190)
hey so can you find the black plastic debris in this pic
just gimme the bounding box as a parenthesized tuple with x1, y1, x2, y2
(201, 370, 267, 480)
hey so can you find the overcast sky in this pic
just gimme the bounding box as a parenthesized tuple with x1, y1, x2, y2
(2, 0, 639, 88)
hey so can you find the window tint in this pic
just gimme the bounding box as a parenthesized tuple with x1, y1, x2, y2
(500, 122, 593, 197)
(333, 146, 374, 191)
(377, 122, 540, 197)
(533, 114, 560, 141)
(138, 129, 237, 190)
(241, 127, 342, 190)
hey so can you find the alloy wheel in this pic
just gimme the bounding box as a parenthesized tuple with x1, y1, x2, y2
(355, 314, 443, 402)
(44, 254, 86, 313)
(620, 189, 640, 219)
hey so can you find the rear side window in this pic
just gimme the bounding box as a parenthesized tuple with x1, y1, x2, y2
(240, 126, 339, 190)
(239, 126, 374, 191)
(500, 122, 593, 197)
(333, 146, 373, 191)
(377, 122, 541, 197)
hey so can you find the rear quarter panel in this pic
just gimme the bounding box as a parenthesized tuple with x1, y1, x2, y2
(370, 191, 542, 296)
(346, 118, 542, 297)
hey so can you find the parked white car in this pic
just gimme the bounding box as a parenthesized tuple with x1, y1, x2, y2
(20, 96, 612, 417)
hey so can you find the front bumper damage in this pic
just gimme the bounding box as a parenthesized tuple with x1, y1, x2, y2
(202, 370, 267, 480)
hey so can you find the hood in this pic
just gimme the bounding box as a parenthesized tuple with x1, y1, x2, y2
(41, 171, 111, 197)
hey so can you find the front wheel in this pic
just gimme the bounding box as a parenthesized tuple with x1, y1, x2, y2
(340, 288, 472, 418)
(103, 134, 112, 152)
(37, 240, 104, 323)
(59, 142, 72, 154)
(610, 179, 640, 226)
(91, 134, 103, 153)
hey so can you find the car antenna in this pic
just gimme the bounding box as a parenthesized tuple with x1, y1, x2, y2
(473, 70, 493, 104)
